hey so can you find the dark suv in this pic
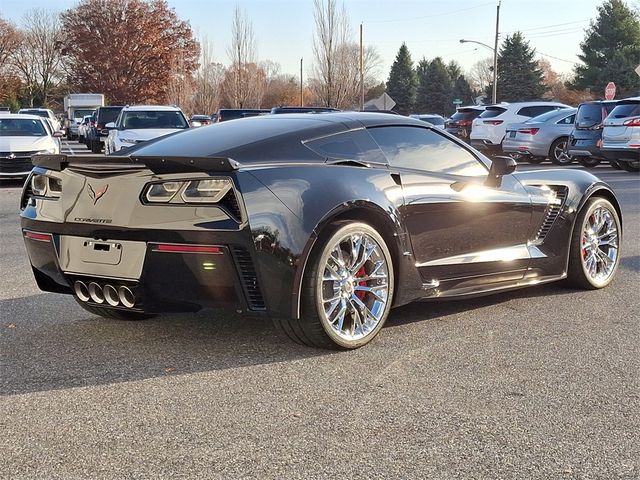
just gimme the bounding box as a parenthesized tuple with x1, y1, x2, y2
(568, 100, 618, 168)
(445, 106, 484, 141)
(214, 109, 270, 122)
(86, 106, 124, 153)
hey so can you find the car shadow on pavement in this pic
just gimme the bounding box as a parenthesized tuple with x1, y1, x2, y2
(0, 293, 328, 396)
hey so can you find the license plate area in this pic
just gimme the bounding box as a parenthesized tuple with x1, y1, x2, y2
(59, 235, 146, 280)
(80, 240, 122, 265)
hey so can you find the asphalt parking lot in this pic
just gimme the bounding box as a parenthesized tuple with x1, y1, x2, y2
(1, 140, 639, 479)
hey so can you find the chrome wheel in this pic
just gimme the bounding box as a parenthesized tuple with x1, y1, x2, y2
(317, 231, 390, 342)
(581, 205, 619, 285)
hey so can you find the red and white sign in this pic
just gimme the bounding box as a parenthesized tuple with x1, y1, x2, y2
(605, 82, 616, 100)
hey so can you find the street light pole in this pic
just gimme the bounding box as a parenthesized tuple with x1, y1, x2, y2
(300, 57, 304, 107)
(492, 1, 501, 104)
(460, 1, 500, 104)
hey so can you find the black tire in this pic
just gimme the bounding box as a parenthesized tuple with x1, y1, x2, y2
(75, 298, 156, 321)
(576, 156, 601, 168)
(78, 135, 84, 143)
(91, 140, 102, 153)
(274, 221, 395, 349)
(619, 160, 640, 172)
(566, 197, 621, 290)
(609, 159, 622, 169)
(549, 137, 573, 166)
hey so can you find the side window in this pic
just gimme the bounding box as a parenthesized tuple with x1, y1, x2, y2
(518, 106, 556, 117)
(368, 126, 487, 176)
(304, 129, 387, 164)
(557, 114, 575, 125)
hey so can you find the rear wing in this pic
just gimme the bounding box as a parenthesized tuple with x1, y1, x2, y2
(31, 154, 240, 175)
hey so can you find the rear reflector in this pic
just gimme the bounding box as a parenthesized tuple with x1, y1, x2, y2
(24, 231, 52, 242)
(154, 244, 223, 254)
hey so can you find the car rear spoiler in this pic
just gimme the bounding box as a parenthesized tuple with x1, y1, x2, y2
(31, 154, 240, 175)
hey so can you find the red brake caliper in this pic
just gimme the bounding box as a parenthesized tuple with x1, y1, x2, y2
(356, 266, 367, 300)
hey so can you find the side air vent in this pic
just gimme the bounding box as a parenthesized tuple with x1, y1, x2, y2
(231, 246, 266, 310)
(534, 186, 568, 242)
(220, 188, 243, 222)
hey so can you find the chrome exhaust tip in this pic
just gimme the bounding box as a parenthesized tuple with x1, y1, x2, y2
(88, 282, 105, 304)
(74, 281, 90, 302)
(118, 286, 135, 308)
(103, 284, 120, 307)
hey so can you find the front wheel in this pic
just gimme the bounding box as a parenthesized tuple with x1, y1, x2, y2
(577, 156, 601, 168)
(566, 197, 621, 289)
(549, 137, 573, 166)
(275, 222, 395, 349)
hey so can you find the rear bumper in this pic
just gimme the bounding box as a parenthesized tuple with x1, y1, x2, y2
(502, 139, 548, 157)
(21, 221, 266, 315)
(470, 139, 502, 152)
(599, 147, 640, 162)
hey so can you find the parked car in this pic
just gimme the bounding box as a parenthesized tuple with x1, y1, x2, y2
(502, 108, 577, 165)
(471, 102, 570, 155)
(190, 114, 212, 127)
(105, 105, 189, 154)
(86, 106, 124, 153)
(18, 108, 61, 132)
(270, 106, 340, 114)
(410, 114, 446, 129)
(214, 108, 270, 122)
(22, 112, 622, 349)
(77, 114, 94, 143)
(567, 100, 619, 168)
(600, 97, 640, 172)
(0, 114, 62, 178)
(445, 106, 485, 140)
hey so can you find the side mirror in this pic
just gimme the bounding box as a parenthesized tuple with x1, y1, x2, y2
(486, 156, 517, 187)
(53, 131, 64, 138)
(105, 122, 116, 129)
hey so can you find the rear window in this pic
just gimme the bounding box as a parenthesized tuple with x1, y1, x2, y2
(97, 107, 122, 123)
(479, 107, 507, 119)
(517, 105, 561, 118)
(608, 103, 640, 119)
(450, 109, 482, 121)
(576, 103, 608, 127)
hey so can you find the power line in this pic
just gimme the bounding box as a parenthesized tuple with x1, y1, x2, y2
(503, 19, 589, 34)
(537, 51, 576, 64)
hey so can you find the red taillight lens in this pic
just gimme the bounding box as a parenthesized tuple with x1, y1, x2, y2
(458, 119, 472, 126)
(97, 123, 105, 129)
(90, 121, 96, 127)
(623, 118, 640, 127)
(154, 244, 222, 254)
(24, 230, 52, 242)
(517, 128, 539, 135)
(483, 120, 503, 125)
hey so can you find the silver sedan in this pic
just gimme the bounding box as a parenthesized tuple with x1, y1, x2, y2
(502, 108, 577, 165)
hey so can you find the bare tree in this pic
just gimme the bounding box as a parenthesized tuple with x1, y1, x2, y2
(190, 35, 226, 114)
(469, 57, 493, 94)
(310, 0, 381, 109)
(226, 6, 262, 108)
(17, 9, 64, 106)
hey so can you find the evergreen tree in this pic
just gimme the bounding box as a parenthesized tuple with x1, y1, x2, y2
(452, 75, 474, 106)
(572, 0, 640, 97)
(415, 57, 452, 116)
(386, 43, 417, 114)
(414, 58, 430, 112)
(493, 32, 546, 102)
(447, 61, 463, 83)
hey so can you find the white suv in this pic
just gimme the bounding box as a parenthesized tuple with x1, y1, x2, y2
(104, 105, 189, 154)
(471, 102, 569, 154)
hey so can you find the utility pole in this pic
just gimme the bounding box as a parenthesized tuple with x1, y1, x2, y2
(300, 57, 304, 107)
(492, 1, 500, 104)
(360, 23, 364, 111)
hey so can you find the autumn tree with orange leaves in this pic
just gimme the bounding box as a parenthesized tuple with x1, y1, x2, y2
(61, 0, 199, 104)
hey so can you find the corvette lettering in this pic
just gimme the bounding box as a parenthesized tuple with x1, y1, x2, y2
(73, 218, 112, 224)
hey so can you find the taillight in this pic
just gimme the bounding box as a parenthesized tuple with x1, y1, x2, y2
(24, 230, 52, 242)
(517, 127, 539, 135)
(97, 123, 105, 129)
(483, 120, 503, 125)
(90, 121, 96, 127)
(458, 119, 472, 127)
(623, 118, 640, 127)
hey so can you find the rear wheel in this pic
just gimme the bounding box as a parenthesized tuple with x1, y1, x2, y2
(275, 222, 394, 349)
(90, 140, 102, 153)
(619, 159, 640, 172)
(549, 137, 573, 166)
(75, 299, 155, 321)
(566, 197, 621, 289)
(609, 159, 621, 169)
(576, 156, 601, 168)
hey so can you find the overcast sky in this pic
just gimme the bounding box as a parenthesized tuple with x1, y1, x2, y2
(2, 0, 613, 82)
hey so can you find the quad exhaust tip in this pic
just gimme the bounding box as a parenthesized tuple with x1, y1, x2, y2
(74, 280, 137, 308)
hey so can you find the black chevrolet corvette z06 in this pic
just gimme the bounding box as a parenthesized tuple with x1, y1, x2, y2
(20, 113, 622, 349)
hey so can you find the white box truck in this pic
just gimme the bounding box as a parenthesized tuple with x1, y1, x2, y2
(64, 94, 104, 139)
